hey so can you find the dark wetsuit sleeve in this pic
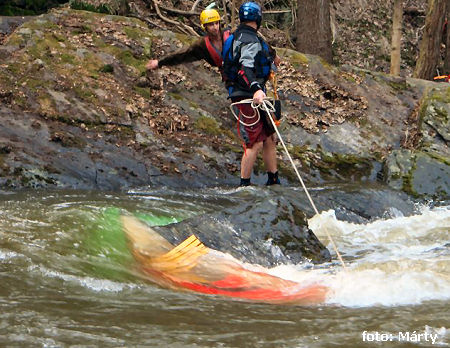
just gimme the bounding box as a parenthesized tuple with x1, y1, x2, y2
(158, 37, 216, 67)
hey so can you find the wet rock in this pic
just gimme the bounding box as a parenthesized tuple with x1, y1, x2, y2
(383, 149, 414, 191)
(308, 184, 419, 222)
(383, 149, 449, 199)
(155, 191, 331, 266)
(411, 152, 449, 197)
(423, 94, 450, 143)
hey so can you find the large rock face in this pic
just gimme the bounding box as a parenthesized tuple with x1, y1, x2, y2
(155, 192, 332, 266)
(151, 184, 420, 266)
(383, 87, 450, 198)
(0, 8, 448, 200)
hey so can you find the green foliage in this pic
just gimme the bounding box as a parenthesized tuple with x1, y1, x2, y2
(194, 116, 221, 136)
(134, 87, 151, 99)
(118, 50, 146, 73)
(73, 84, 95, 101)
(124, 27, 141, 41)
(0, 0, 68, 15)
(60, 53, 76, 64)
(69, 0, 111, 14)
(99, 64, 114, 73)
(388, 80, 409, 92)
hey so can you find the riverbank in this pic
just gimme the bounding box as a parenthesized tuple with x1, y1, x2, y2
(0, 8, 448, 200)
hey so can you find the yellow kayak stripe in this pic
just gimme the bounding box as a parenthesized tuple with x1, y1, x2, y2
(162, 235, 201, 258)
(150, 235, 209, 271)
(156, 237, 206, 262)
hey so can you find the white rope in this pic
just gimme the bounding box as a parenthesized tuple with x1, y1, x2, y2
(234, 98, 346, 269)
(230, 99, 261, 126)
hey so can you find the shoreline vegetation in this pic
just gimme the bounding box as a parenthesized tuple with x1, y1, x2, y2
(0, 4, 448, 201)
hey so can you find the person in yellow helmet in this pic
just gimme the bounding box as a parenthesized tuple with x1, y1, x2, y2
(146, 5, 281, 187)
(146, 8, 230, 78)
(200, 8, 221, 30)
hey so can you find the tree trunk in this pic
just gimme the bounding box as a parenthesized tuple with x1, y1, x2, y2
(390, 0, 403, 75)
(445, 1, 450, 73)
(413, 0, 447, 79)
(296, 0, 333, 63)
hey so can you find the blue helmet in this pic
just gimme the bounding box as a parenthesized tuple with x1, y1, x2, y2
(239, 2, 262, 28)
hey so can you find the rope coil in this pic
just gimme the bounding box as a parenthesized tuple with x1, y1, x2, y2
(232, 98, 346, 269)
(230, 99, 264, 126)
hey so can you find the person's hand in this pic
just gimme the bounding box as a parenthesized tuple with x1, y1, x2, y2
(253, 89, 266, 105)
(146, 59, 159, 70)
(273, 55, 281, 67)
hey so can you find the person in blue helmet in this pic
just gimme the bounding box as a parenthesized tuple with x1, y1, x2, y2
(223, 1, 280, 186)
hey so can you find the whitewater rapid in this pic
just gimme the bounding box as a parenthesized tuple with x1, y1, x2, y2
(268, 205, 450, 307)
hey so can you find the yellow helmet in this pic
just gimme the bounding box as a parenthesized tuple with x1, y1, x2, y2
(200, 9, 221, 29)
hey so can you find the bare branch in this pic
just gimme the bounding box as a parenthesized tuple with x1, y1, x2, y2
(263, 9, 291, 14)
(139, 16, 167, 30)
(128, 1, 166, 30)
(191, 0, 203, 12)
(159, 5, 201, 16)
(258, 31, 269, 43)
(404, 7, 426, 16)
(231, 0, 236, 28)
(151, 0, 200, 37)
(221, 0, 229, 27)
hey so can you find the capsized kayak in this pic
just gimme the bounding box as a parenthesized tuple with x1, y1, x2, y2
(81, 208, 182, 280)
(121, 215, 328, 305)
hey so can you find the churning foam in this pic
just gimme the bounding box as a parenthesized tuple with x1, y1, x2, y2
(269, 206, 450, 307)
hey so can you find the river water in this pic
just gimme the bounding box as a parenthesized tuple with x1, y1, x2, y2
(0, 188, 449, 347)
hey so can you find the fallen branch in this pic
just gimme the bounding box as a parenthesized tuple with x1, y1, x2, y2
(221, 0, 229, 27)
(159, 5, 201, 16)
(151, 0, 200, 37)
(404, 7, 426, 16)
(263, 9, 291, 14)
(140, 16, 166, 31)
(191, 0, 203, 12)
(128, 1, 166, 30)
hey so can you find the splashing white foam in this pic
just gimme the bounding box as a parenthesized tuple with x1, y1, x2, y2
(267, 206, 450, 307)
(0, 250, 20, 260)
(34, 266, 137, 292)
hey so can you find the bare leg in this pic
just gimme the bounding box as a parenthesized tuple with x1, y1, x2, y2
(240, 141, 263, 179)
(262, 135, 277, 173)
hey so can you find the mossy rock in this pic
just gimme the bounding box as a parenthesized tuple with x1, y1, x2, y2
(383, 149, 449, 199)
(287, 145, 373, 182)
(193, 115, 221, 136)
(278, 47, 309, 68)
(421, 87, 450, 143)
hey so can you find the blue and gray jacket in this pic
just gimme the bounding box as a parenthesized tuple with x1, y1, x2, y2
(223, 24, 274, 99)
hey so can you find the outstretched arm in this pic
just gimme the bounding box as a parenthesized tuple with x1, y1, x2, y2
(145, 38, 207, 70)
